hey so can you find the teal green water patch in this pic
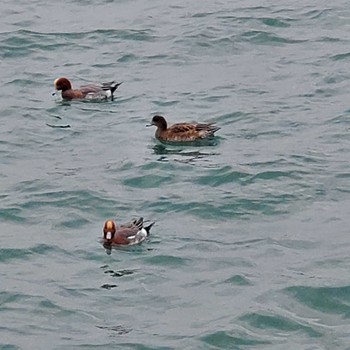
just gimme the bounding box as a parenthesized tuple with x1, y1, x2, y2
(240, 312, 322, 337)
(56, 214, 91, 229)
(0, 344, 20, 350)
(201, 330, 270, 348)
(215, 111, 250, 126)
(140, 160, 179, 172)
(194, 165, 250, 187)
(146, 200, 233, 219)
(0, 28, 155, 60)
(0, 31, 80, 59)
(145, 254, 189, 267)
(117, 53, 138, 63)
(0, 291, 24, 306)
(147, 196, 289, 219)
(223, 275, 253, 286)
(0, 208, 28, 223)
(240, 30, 306, 45)
(261, 18, 291, 28)
(11, 179, 55, 194)
(285, 285, 350, 317)
(19, 190, 116, 213)
(0, 245, 61, 263)
(0, 291, 74, 318)
(245, 170, 300, 183)
(330, 52, 350, 61)
(0, 248, 33, 262)
(112, 344, 175, 350)
(123, 174, 172, 189)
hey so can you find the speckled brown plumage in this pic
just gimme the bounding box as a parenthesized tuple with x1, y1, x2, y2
(148, 115, 220, 142)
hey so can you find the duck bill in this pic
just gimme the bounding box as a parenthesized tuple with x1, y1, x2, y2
(106, 232, 112, 240)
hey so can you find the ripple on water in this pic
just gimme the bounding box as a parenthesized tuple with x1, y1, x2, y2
(194, 165, 250, 187)
(146, 195, 292, 219)
(0, 344, 20, 350)
(200, 330, 270, 348)
(0, 244, 63, 263)
(18, 189, 115, 214)
(123, 174, 172, 189)
(239, 30, 306, 45)
(145, 254, 189, 267)
(239, 312, 322, 338)
(285, 285, 350, 317)
(222, 274, 253, 286)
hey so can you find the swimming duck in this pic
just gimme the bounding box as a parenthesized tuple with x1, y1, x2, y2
(147, 115, 220, 142)
(53, 77, 122, 101)
(102, 218, 155, 247)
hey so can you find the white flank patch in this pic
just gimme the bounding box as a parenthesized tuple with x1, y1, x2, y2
(140, 228, 147, 237)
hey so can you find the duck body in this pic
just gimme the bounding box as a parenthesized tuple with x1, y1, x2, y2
(54, 77, 122, 101)
(102, 218, 155, 247)
(148, 115, 220, 142)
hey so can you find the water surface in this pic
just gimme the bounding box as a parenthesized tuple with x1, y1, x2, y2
(1, 0, 350, 349)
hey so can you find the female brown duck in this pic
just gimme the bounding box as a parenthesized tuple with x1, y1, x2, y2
(147, 115, 220, 142)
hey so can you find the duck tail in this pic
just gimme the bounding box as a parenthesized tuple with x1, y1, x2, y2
(110, 81, 123, 95)
(144, 222, 155, 236)
(209, 125, 220, 135)
(102, 81, 123, 101)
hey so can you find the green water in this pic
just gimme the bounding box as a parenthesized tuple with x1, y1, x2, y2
(1, 1, 350, 349)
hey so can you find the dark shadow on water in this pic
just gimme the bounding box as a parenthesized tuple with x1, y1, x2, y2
(96, 325, 132, 335)
(154, 137, 221, 148)
(152, 143, 220, 164)
(101, 265, 135, 278)
(100, 283, 117, 290)
(46, 123, 71, 128)
(46, 114, 70, 128)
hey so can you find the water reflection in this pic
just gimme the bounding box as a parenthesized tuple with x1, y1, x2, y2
(101, 265, 135, 278)
(96, 325, 132, 335)
(152, 143, 220, 164)
(46, 114, 70, 128)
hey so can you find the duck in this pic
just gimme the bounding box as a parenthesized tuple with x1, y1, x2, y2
(147, 115, 220, 142)
(102, 217, 155, 247)
(53, 77, 122, 101)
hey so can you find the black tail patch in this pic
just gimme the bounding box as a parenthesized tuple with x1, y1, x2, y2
(144, 222, 155, 236)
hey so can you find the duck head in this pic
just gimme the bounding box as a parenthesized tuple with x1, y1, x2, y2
(147, 115, 167, 130)
(54, 77, 72, 92)
(103, 220, 116, 242)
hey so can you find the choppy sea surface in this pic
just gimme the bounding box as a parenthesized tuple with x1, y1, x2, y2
(1, 0, 350, 348)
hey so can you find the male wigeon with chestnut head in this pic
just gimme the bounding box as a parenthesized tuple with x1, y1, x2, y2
(102, 217, 155, 248)
(53, 77, 122, 101)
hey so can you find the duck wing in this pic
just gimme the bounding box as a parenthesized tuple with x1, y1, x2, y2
(168, 122, 220, 140)
(120, 217, 144, 230)
(169, 123, 196, 134)
(79, 84, 104, 94)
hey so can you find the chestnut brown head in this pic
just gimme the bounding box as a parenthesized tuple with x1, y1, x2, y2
(103, 220, 116, 241)
(54, 77, 72, 91)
